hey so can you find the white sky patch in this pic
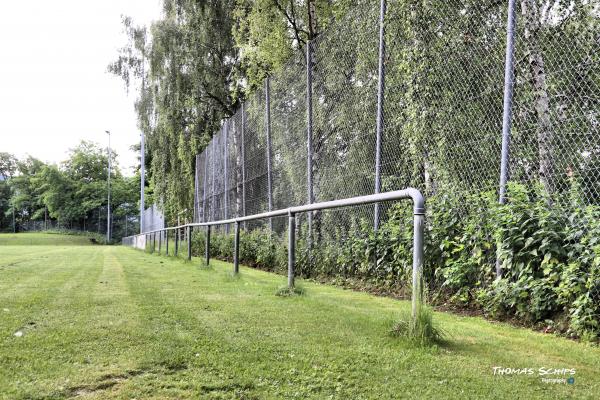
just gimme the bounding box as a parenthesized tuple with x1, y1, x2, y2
(0, 1, 162, 175)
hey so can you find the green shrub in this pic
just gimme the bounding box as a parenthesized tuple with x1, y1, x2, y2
(188, 180, 600, 341)
(479, 183, 568, 322)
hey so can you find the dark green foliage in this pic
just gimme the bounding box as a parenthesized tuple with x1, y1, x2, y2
(0, 146, 139, 238)
(192, 182, 600, 341)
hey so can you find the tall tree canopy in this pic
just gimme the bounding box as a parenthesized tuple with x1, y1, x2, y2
(0, 143, 139, 237)
(109, 0, 349, 223)
(110, 0, 599, 223)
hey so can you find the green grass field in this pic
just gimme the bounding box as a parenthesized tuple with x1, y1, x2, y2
(0, 232, 99, 246)
(1, 233, 599, 399)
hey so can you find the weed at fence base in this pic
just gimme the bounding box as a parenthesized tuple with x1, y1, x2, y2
(276, 285, 305, 297)
(391, 306, 445, 347)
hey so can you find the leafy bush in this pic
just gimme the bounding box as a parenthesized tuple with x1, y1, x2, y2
(188, 180, 600, 341)
(479, 183, 568, 322)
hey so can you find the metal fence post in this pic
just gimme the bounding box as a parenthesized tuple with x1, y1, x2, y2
(224, 121, 230, 233)
(175, 228, 179, 257)
(211, 141, 216, 222)
(234, 221, 240, 274)
(265, 77, 274, 231)
(205, 225, 211, 265)
(202, 150, 208, 222)
(158, 230, 162, 254)
(496, 0, 518, 278)
(153, 232, 156, 253)
(288, 211, 296, 288)
(194, 155, 201, 223)
(411, 211, 425, 319)
(306, 41, 314, 243)
(241, 103, 247, 229)
(166, 230, 169, 255)
(374, 0, 386, 231)
(187, 226, 192, 261)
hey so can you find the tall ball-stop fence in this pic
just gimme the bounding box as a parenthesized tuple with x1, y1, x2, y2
(126, 1, 599, 338)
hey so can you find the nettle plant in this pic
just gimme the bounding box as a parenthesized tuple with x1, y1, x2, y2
(482, 183, 569, 322)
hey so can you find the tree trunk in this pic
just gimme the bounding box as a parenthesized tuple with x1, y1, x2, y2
(521, 0, 553, 197)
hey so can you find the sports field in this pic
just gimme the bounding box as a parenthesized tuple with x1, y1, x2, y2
(0, 233, 598, 399)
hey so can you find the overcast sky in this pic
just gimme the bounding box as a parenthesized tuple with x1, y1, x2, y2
(0, 1, 162, 175)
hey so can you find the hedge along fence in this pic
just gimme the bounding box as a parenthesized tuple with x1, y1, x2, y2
(191, 182, 600, 342)
(188, 1, 599, 340)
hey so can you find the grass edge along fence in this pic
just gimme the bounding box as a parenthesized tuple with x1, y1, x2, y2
(123, 188, 425, 319)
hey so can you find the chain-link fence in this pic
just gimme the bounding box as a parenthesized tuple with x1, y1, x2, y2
(142, 204, 165, 233)
(15, 208, 139, 239)
(190, 0, 599, 338)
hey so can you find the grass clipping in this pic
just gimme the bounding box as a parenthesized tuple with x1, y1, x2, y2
(391, 306, 445, 346)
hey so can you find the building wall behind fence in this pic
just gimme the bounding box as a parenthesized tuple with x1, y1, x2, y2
(194, 0, 598, 231)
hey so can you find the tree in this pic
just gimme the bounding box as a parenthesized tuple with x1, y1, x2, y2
(0, 152, 17, 179)
(110, 0, 240, 224)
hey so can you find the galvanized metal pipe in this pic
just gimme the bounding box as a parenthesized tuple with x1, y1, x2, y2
(234, 221, 240, 274)
(411, 213, 425, 319)
(306, 40, 314, 241)
(497, 0, 518, 278)
(265, 77, 274, 231)
(175, 228, 179, 257)
(125, 188, 426, 314)
(210, 140, 216, 222)
(140, 132, 145, 234)
(241, 103, 246, 229)
(224, 121, 229, 233)
(205, 225, 211, 266)
(288, 211, 296, 288)
(158, 230, 162, 254)
(202, 150, 208, 222)
(187, 226, 192, 261)
(374, 0, 386, 231)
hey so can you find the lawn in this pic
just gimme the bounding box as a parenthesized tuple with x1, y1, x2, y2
(0, 233, 598, 399)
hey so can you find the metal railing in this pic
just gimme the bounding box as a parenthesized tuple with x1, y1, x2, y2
(123, 188, 425, 316)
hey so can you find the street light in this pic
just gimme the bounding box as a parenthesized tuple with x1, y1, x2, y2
(105, 130, 112, 242)
(140, 131, 145, 234)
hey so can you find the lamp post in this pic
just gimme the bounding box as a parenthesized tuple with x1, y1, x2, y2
(105, 130, 112, 242)
(140, 132, 145, 234)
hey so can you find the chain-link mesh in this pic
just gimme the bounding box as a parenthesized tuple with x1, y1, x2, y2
(192, 0, 599, 337)
(142, 204, 165, 233)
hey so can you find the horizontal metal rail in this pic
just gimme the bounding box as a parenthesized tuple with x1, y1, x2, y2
(123, 188, 425, 316)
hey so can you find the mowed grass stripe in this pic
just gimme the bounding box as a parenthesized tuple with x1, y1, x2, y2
(0, 247, 105, 396)
(106, 247, 599, 399)
(1, 239, 599, 399)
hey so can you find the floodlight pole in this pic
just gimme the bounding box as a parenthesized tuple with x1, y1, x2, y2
(105, 130, 112, 242)
(140, 132, 145, 234)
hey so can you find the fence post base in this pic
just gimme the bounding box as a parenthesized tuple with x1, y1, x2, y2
(288, 212, 296, 288)
(234, 222, 240, 274)
(187, 226, 192, 261)
(205, 225, 211, 266)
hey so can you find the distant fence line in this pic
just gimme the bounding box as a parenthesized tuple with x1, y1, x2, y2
(141, 204, 165, 233)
